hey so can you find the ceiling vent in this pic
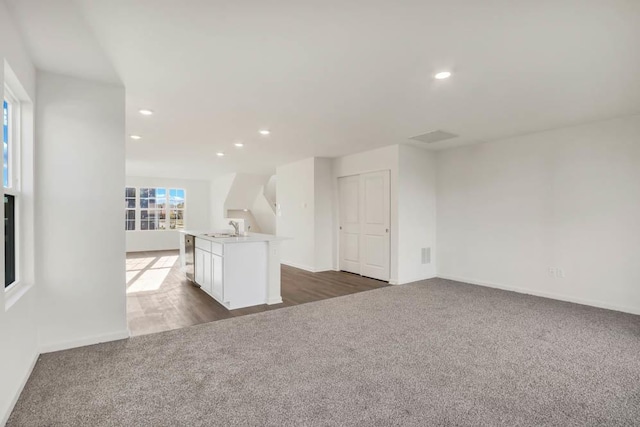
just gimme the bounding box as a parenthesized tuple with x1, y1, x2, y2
(409, 130, 458, 144)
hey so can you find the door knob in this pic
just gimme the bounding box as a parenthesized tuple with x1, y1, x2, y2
(386, 228, 389, 233)
(340, 226, 343, 230)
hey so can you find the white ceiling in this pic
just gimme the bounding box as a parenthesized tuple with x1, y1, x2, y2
(7, 0, 640, 179)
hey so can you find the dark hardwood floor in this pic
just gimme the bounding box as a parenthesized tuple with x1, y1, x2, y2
(127, 250, 389, 336)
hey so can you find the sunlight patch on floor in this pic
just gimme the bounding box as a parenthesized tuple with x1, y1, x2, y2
(152, 255, 179, 269)
(127, 268, 172, 293)
(126, 257, 155, 271)
(126, 270, 139, 284)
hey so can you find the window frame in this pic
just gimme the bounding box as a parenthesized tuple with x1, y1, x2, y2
(4, 85, 21, 291)
(125, 186, 186, 232)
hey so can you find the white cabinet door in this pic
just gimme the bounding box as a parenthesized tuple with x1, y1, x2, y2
(338, 175, 361, 274)
(211, 254, 223, 301)
(338, 171, 390, 281)
(195, 247, 205, 286)
(360, 171, 390, 281)
(202, 251, 213, 296)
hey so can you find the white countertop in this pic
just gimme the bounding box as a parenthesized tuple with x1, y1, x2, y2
(180, 229, 289, 244)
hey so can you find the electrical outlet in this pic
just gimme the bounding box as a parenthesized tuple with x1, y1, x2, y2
(548, 267, 556, 277)
(557, 268, 565, 278)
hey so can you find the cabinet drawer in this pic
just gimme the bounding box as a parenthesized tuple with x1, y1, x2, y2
(211, 242, 223, 256)
(195, 237, 212, 252)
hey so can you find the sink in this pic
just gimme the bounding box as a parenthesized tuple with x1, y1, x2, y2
(205, 233, 240, 238)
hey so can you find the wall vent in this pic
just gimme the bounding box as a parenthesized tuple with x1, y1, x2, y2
(421, 247, 431, 264)
(409, 130, 457, 144)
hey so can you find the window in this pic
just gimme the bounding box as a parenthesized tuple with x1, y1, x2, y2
(125, 187, 185, 231)
(3, 99, 9, 188)
(140, 187, 166, 230)
(168, 189, 185, 230)
(125, 187, 136, 231)
(4, 88, 19, 289)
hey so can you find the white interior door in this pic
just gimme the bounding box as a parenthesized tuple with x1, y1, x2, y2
(339, 175, 361, 274)
(338, 170, 390, 281)
(359, 171, 390, 281)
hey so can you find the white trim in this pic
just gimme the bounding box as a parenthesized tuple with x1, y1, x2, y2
(335, 167, 390, 180)
(281, 260, 318, 273)
(39, 329, 130, 354)
(281, 261, 334, 274)
(287, 261, 397, 283)
(396, 274, 437, 285)
(438, 275, 640, 316)
(4, 282, 32, 312)
(0, 350, 39, 427)
(266, 297, 283, 305)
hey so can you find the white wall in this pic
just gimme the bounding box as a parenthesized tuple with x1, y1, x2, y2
(276, 157, 316, 271)
(276, 157, 333, 272)
(225, 173, 268, 211)
(225, 173, 275, 234)
(209, 173, 276, 234)
(332, 145, 400, 283)
(264, 174, 276, 205)
(314, 158, 333, 272)
(251, 191, 276, 234)
(125, 176, 210, 252)
(273, 147, 406, 279)
(36, 71, 129, 352)
(398, 145, 437, 283)
(437, 115, 640, 315)
(0, 1, 38, 423)
(210, 173, 235, 230)
(227, 209, 261, 232)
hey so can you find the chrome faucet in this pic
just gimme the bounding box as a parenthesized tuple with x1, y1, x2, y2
(229, 220, 240, 235)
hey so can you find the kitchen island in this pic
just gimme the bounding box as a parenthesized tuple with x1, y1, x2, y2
(179, 230, 287, 310)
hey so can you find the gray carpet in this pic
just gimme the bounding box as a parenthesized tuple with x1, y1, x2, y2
(8, 279, 640, 426)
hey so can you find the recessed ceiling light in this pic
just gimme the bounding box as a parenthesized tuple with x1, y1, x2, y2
(216, 152, 225, 157)
(234, 142, 244, 147)
(243, 209, 248, 212)
(139, 109, 154, 116)
(434, 71, 452, 80)
(130, 135, 142, 140)
(259, 129, 270, 136)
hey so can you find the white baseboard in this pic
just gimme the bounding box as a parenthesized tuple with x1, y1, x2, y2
(266, 297, 283, 305)
(397, 274, 437, 285)
(126, 245, 179, 254)
(39, 329, 131, 354)
(438, 275, 640, 316)
(281, 260, 318, 273)
(1, 350, 39, 427)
